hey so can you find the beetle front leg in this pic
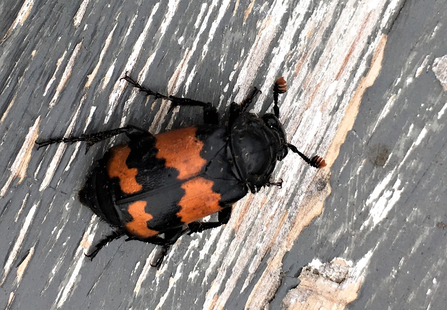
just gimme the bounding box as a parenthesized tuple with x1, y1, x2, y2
(272, 77, 287, 118)
(122, 73, 219, 125)
(229, 87, 262, 125)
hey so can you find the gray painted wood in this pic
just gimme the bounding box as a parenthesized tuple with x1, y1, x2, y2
(1, 0, 445, 309)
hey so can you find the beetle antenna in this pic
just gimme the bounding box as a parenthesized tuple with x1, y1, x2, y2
(287, 143, 326, 168)
(273, 77, 287, 118)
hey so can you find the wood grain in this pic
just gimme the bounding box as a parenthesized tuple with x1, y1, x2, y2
(1, 0, 446, 309)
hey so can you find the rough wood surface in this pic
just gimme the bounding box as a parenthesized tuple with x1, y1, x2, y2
(1, 0, 446, 309)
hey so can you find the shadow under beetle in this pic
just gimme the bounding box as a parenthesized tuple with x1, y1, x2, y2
(36, 74, 326, 268)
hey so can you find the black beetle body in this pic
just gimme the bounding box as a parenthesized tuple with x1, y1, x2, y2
(36, 75, 325, 267)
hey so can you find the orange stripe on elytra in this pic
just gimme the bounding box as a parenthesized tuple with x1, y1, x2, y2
(177, 177, 222, 224)
(125, 201, 159, 238)
(155, 127, 206, 180)
(107, 145, 142, 194)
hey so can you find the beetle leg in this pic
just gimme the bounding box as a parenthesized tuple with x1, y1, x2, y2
(85, 229, 125, 260)
(266, 178, 283, 188)
(151, 245, 169, 269)
(229, 87, 262, 125)
(240, 87, 262, 113)
(188, 206, 232, 234)
(129, 228, 189, 268)
(187, 221, 222, 234)
(122, 73, 219, 125)
(35, 125, 152, 153)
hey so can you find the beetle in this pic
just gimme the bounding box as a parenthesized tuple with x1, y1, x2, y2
(36, 74, 326, 267)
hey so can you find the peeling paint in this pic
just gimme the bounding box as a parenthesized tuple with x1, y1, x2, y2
(0, 203, 38, 286)
(39, 97, 85, 192)
(73, 0, 90, 28)
(85, 24, 117, 88)
(325, 34, 387, 167)
(432, 55, 447, 91)
(283, 253, 372, 309)
(49, 42, 83, 108)
(1, 116, 40, 197)
(105, 3, 160, 124)
(0, 0, 34, 44)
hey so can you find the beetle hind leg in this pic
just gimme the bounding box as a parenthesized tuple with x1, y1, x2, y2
(85, 229, 126, 260)
(187, 206, 232, 234)
(122, 73, 219, 125)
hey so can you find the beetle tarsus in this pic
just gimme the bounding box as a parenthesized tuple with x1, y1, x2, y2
(188, 221, 223, 234)
(266, 178, 283, 188)
(151, 245, 169, 269)
(309, 155, 326, 168)
(85, 230, 125, 260)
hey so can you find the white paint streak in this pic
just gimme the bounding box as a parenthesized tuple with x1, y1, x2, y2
(200, 0, 231, 59)
(349, 250, 373, 282)
(415, 55, 431, 78)
(86, 24, 117, 88)
(39, 99, 84, 191)
(0, 93, 17, 123)
(84, 106, 97, 131)
(194, 3, 208, 29)
(362, 176, 403, 230)
(414, 126, 428, 146)
(49, 42, 83, 108)
(73, 0, 90, 28)
(1, 116, 40, 197)
(64, 96, 88, 171)
(182, 0, 217, 94)
(154, 263, 184, 310)
(104, 3, 160, 124)
(16, 246, 35, 285)
(55, 217, 97, 308)
(251, 0, 313, 113)
(0, 0, 34, 44)
(0, 203, 38, 286)
(437, 103, 447, 119)
(401, 125, 429, 165)
(43, 51, 67, 97)
(101, 59, 116, 90)
(14, 193, 29, 223)
(233, 1, 288, 103)
(371, 93, 398, 132)
(133, 256, 153, 295)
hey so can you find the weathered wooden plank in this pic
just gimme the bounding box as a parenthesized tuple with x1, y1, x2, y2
(272, 1, 447, 309)
(2, 0, 445, 309)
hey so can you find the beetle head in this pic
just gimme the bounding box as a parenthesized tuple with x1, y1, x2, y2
(230, 113, 289, 193)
